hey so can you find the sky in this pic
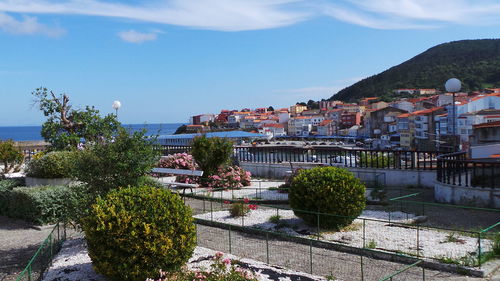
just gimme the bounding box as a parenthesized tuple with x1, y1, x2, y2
(1, 0, 500, 126)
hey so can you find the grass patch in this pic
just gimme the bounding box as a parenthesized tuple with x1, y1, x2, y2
(340, 222, 362, 232)
(366, 239, 377, 249)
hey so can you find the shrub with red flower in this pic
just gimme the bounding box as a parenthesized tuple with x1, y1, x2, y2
(156, 153, 199, 184)
(204, 166, 251, 189)
(227, 198, 258, 217)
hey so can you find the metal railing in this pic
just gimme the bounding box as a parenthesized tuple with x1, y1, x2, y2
(157, 145, 442, 170)
(15, 223, 67, 281)
(437, 151, 500, 188)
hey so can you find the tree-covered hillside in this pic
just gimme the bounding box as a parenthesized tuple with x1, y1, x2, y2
(330, 39, 500, 102)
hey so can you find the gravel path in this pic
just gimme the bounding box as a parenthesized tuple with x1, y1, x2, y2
(194, 209, 492, 261)
(42, 238, 330, 281)
(0, 216, 55, 281)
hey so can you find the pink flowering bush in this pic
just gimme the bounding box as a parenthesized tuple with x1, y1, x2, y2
(146, 252, 258, 281)
(204, 166, 251, 189)
(157, 153, 199, 184)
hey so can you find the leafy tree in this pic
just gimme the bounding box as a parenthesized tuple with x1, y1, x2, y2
(267, 106, 275, 111)
(191, 135, 233, 179)
(32, 87, 120, 150)
(307, 99, 320, 109)
(296, 102, 307, 106)
(174, 124, 188, 134)
(331, 39, 500, 102)
(0, 140, 24, 179)
(72, 127, 159, 195)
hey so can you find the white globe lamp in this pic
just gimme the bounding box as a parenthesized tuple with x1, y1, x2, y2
(112, 100, 122, 116)
(445, 78, 461, 93)
(444, 78, 461, 151)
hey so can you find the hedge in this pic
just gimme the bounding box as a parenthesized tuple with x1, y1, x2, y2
(0, 184, 75, 224)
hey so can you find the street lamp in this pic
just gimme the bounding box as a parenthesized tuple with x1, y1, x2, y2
(112, 100, 122, 117)
(445, 78, 461, 151)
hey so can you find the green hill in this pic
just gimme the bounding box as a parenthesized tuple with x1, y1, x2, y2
(330, 39, 500, 102)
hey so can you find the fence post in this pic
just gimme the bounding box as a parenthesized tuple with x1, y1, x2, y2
(309, 240, 313, 274)
(266, 232, 269, 264)
(416, 225, 420, 258)
(363, 219, 366, 248)
(478, 232, 482, 268)
(317, 211, 320, 240)
(28, 265, 32, 281)
(228, 225, 232, 253)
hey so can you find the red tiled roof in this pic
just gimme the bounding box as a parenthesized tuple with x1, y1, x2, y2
(319, 119, 333, 126)
(262, 123, 284, 128)
(473, 121, 500, 129)
(412, 107, 442, 116)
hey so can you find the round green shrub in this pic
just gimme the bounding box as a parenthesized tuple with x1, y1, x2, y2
(82, 186, 197, 281)
(26, 151, 75, 178)
(289, 166, 366, 230)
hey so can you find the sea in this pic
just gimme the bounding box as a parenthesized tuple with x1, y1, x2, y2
(0, 123, 184, 141)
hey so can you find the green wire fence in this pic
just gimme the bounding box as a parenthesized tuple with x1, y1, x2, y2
(15, 222, 67, 281)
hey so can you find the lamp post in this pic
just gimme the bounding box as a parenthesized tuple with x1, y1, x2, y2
(445, 78, 461, 151)
(112, 100, 122, 117)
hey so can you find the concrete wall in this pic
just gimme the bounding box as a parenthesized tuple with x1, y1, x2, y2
(25, 177, 73, 187)
(240, 162, 436, 188)
(434, 181, 500, 208)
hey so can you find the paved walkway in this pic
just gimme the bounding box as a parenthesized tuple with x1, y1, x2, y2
(0, 216, 55, 281)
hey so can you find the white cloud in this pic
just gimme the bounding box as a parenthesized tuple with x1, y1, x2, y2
(118, 30, 157, 43)
(0, 0, 309, 31)
(0, 0, 499, 34)
(274, 77, 365, 100)
(0, 12, 64, 36)
(318, 0, 500, 29)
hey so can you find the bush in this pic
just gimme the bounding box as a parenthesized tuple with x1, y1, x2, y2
(1, 185, 74, 224)
(25, 151, 75, 178)
(72, 128, 159, 195)
(157, 153, 199, 184)
(83, 186, 196, 281)
(359, 152, 394, 168)
(289, 167, 366, 230)
(205, 166, 251, 189)
(191, 135, 233, 178)
(0, 178, 24, 214)
(0, 140, 24, 178)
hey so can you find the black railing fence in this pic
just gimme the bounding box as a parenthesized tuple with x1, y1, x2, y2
(437, 151, 500, 189)
(157, 145, 441, 170)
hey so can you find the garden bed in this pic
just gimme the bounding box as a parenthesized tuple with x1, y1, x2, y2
(42, 238, 331, 281)
(194, 209, 492, 263)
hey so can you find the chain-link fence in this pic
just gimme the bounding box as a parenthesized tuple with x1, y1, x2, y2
(183, 193, 498, 270)
(194, 220, 426, 281)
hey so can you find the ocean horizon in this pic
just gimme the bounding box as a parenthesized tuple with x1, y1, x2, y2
(0, 123, 185, 141)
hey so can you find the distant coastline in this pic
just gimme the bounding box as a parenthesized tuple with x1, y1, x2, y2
(0, 123, 185, 141)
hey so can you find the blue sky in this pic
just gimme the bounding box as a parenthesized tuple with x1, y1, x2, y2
(1, 0, 500, 126)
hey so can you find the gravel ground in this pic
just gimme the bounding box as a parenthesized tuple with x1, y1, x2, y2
(194, 209, 492, 261)
(0, 216, 56, 281)
(42, 238, 330, 281)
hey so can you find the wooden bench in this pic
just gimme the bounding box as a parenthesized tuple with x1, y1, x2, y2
(152, 168, 204, 194)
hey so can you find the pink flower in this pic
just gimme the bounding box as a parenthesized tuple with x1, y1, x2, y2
(244, 198, 250, 203)
(215, 252, 223, 259)
(223, 258, 231, 265)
